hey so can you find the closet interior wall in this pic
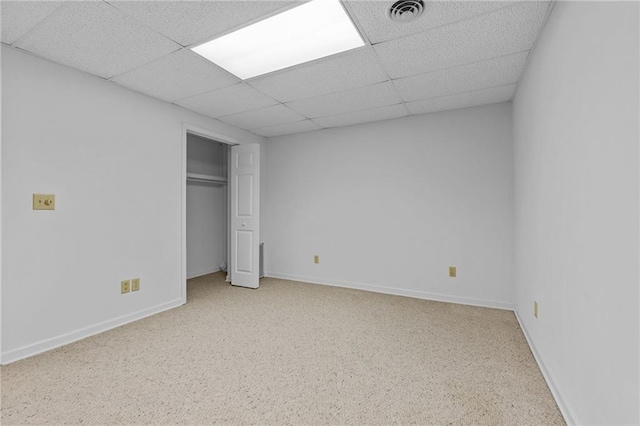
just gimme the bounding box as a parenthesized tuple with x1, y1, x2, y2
(186, 134, 228, 279)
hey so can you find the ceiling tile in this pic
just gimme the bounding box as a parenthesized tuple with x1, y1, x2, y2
(218, 104, 306, 130)
(249, 48, 389, 102)
(345, 0, 514, 44)
(373, 1, 550, 79)
(15, 2, 180, 79)
(406, 84, 515, 116)
(286, 82, 401, 118)
(0, 1, 65, 45)
(108, 1, 294, 47)
(176, 83, 279, 118)
(393, 51, 528, 103)
(252, 120, 322, 138)
(110, 49, 239, 102)
(313, 104, 407, 128)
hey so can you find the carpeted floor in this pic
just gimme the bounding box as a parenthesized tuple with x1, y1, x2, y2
(1, 273, 564, 425)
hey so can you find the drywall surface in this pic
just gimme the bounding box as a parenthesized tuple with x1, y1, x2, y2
(513, 2, 639, 424)
(187, 134, 226, 177)
(0, 45, 3, 358)
(186, 183, 226, 278)
(0, 45, 263, 363)
(264, 103, 514, 308)
(186, 135, 227, 278)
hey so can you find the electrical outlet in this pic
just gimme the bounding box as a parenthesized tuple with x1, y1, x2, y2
(121, 280, 130, 294)
(33, 194, 55, 210)
(132, 278, 140, 292)
(534, 301, 538, 318)
(314, 255, 319, 264)
(449, 266, 456, 278)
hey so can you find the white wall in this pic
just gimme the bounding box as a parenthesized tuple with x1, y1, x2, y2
(512, 2, 639, 424)
(264, 103, 514, 308)
(186, 134, 227, 278)
(0, 42, 3, 359)
(0, 45, 264, 363)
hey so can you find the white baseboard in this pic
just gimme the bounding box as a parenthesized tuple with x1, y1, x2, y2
(514, 310, 577, 425)
(186, 268, 221, 280)
(1, 298, 184, 365)
(264, 271, 514, 310)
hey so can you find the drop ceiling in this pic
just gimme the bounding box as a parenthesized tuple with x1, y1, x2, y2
(1, 0, 553, 138)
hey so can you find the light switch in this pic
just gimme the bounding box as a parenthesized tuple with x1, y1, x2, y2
(33, 194, 55, 210)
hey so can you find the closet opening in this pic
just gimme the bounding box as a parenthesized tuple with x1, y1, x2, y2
(185, 131, 232, 296)
(181, 124, 262, 300)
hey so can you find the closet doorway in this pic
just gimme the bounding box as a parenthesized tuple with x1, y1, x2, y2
(180, 124, 261, 302)
(185, 132, 230, 282)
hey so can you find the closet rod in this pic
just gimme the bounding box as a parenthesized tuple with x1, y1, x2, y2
(186, 172, 228, 184)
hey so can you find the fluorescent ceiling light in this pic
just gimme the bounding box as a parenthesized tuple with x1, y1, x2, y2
(191, 0, 364, 80)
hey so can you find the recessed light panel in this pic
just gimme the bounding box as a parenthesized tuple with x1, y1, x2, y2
(191, 0, 364, 80)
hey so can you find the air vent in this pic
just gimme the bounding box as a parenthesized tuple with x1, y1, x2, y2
(386, 0, 425, 23)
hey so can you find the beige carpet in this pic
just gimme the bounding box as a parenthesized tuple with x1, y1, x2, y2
(1, 273, 564, 425)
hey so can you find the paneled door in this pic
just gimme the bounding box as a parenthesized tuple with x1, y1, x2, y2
(230, 144, 260, 289)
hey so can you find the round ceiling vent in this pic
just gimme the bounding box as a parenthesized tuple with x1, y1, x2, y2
(386, 0, 426, 23)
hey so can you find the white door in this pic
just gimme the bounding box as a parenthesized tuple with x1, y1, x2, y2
(230, 144, 260, 289)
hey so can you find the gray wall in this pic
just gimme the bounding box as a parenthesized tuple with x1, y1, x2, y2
(264, 103, 514, 309)
(513, 2, 639, 424)
(1, 45, 264, 363)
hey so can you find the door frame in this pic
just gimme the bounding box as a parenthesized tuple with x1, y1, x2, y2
(181, 123, 240, 304)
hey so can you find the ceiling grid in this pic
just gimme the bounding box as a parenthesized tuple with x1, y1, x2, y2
(0, 0, 554, 137)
